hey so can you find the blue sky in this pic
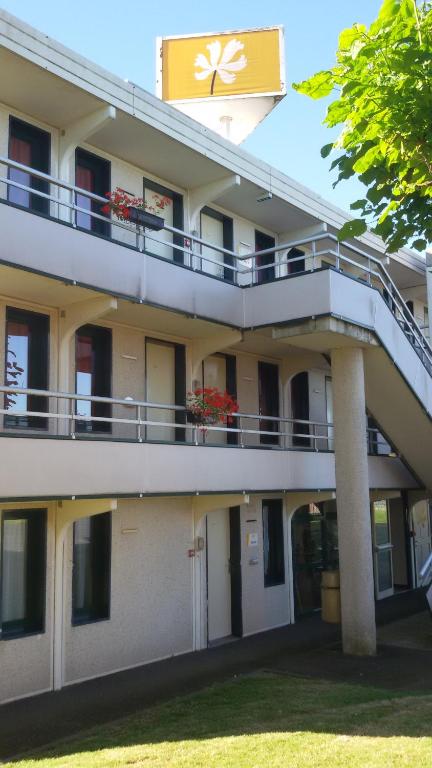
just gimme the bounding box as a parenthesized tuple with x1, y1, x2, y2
(2, 0, 382, 213)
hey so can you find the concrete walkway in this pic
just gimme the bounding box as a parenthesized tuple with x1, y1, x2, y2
(0, 590, 429, 761)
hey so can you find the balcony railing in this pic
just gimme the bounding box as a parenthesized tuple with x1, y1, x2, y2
(1, 156, 431, 374)
(0, 385, 393, 456)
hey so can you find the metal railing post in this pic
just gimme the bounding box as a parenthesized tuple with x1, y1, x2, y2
(239, 416, 244, 447)
(336, 241, 341, 270)
(70, 398, 75, 438)
(137, 405, 142, 442)
(71, 187, 76, 227)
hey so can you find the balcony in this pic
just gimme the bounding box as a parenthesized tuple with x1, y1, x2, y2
(2, 158, 432, 492)
(0, 385, 416, 500)
(0, 157, 430, 370)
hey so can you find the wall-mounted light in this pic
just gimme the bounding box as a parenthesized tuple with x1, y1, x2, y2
(256, 191, 272, 203)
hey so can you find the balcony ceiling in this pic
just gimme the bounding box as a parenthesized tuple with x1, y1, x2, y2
(1, 32, 426, 263)
(0, 47, 316, 235)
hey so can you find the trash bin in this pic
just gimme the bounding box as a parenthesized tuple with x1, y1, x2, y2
(321, 570, 341, 624)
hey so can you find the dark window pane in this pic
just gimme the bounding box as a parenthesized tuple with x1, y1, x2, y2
(292, 502, 339, 618)
(75, 325, 112, 433)
(76, 166, 94, 230)
(9, 137, 32, 208)
(291, 372, 310, 447)
(75, 149, 110, 236)
(258, 361, 279, 445)
(263, 499, 285, 587)
(4, 307, 49, 429)
(255, 230, 276, 284)
(1, 509, 47, 637)
(287, 247, 305, 274)
(72, 513, 111, 624)
(8, 118, 50, 214)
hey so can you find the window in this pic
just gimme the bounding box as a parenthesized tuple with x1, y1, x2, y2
(262, 499, 285, 587)
(75, 148, 110, 236)
(75, 325, 112, 433)
(1, 509, 47, 638)
(8, 117, 50, 215)
(287, 247, 305, 274)
(143, 178, 184, 263)
(258, 361, 279, 445)
(4, 307, 49, 429)
(200, 207, 234, 281)
(72, 513, 111, 624)
(255, 230, 276, 284)
(291, 372, 310, 448)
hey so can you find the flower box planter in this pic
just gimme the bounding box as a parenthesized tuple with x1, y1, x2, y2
(126, 207, 164, 230)
(186, 409, 218, 427)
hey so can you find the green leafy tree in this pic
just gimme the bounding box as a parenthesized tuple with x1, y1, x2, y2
(293, 0, 432, 252)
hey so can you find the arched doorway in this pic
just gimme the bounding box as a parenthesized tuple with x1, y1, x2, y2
(291, 501, 338, 618)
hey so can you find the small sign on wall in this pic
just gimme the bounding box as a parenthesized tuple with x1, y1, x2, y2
(247, 532, 258, 547)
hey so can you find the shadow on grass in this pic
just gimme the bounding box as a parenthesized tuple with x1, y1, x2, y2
(6, 673, 432, 765)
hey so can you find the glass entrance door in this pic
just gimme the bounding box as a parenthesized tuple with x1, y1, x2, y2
(372, 500, 394, 599)
(292, 502, 338, 617)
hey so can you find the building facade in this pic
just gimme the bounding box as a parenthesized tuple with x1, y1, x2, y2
(0, 10, 431, 703)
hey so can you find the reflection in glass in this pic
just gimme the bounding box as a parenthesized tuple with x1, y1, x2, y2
(377, 550, 393, 593)
(73, 517, 93, 616)
(9, 136, 31, 208)
(76, 334, 93, 423)
(2, 519, 27, 622)
(292, 502, 339, 617)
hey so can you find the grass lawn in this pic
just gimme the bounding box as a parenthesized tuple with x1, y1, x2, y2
(7, 673, 432, 768)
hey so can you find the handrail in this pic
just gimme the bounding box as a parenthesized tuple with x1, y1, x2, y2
(1, 155, 430, 372)
(0, 385, 391, 453)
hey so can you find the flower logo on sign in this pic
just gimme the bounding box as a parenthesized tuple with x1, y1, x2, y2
(194, 39, 247, 96)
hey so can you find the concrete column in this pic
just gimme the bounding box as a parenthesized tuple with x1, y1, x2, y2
(331, 347, 376, 655)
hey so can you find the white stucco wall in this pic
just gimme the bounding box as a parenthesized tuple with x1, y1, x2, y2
(63, 497, 193, 684)
(0, 503, 55, 704)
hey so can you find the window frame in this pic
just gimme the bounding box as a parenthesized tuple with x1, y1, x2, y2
(75, 324, 112, 434)
(255, 229, 276, 284)
(262, 499, 285, 588)
(4, 306, 50, 431)
(75, 147, 111, 237)
(71, 512, 112, 626)
(0, 508, 47, 640)
(8, 116, 51, 216)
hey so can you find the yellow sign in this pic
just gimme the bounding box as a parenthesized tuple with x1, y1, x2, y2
(160, 27, 284, 102)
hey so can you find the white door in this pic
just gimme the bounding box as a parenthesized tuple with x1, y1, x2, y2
(325, 377, 333, 450)
(207, 509, 231, 642)
(372, 500, 394, 599)
(412, 501, 432, 585)
(146, 341, 175, 441)
(203, 355, 227, 445)
(143, 188, 174, 261)
(201, 212, 225, 278)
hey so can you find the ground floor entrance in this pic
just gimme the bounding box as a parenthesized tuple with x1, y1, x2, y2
(206, 507, 242, 644)
(292, 497, 412, 619)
